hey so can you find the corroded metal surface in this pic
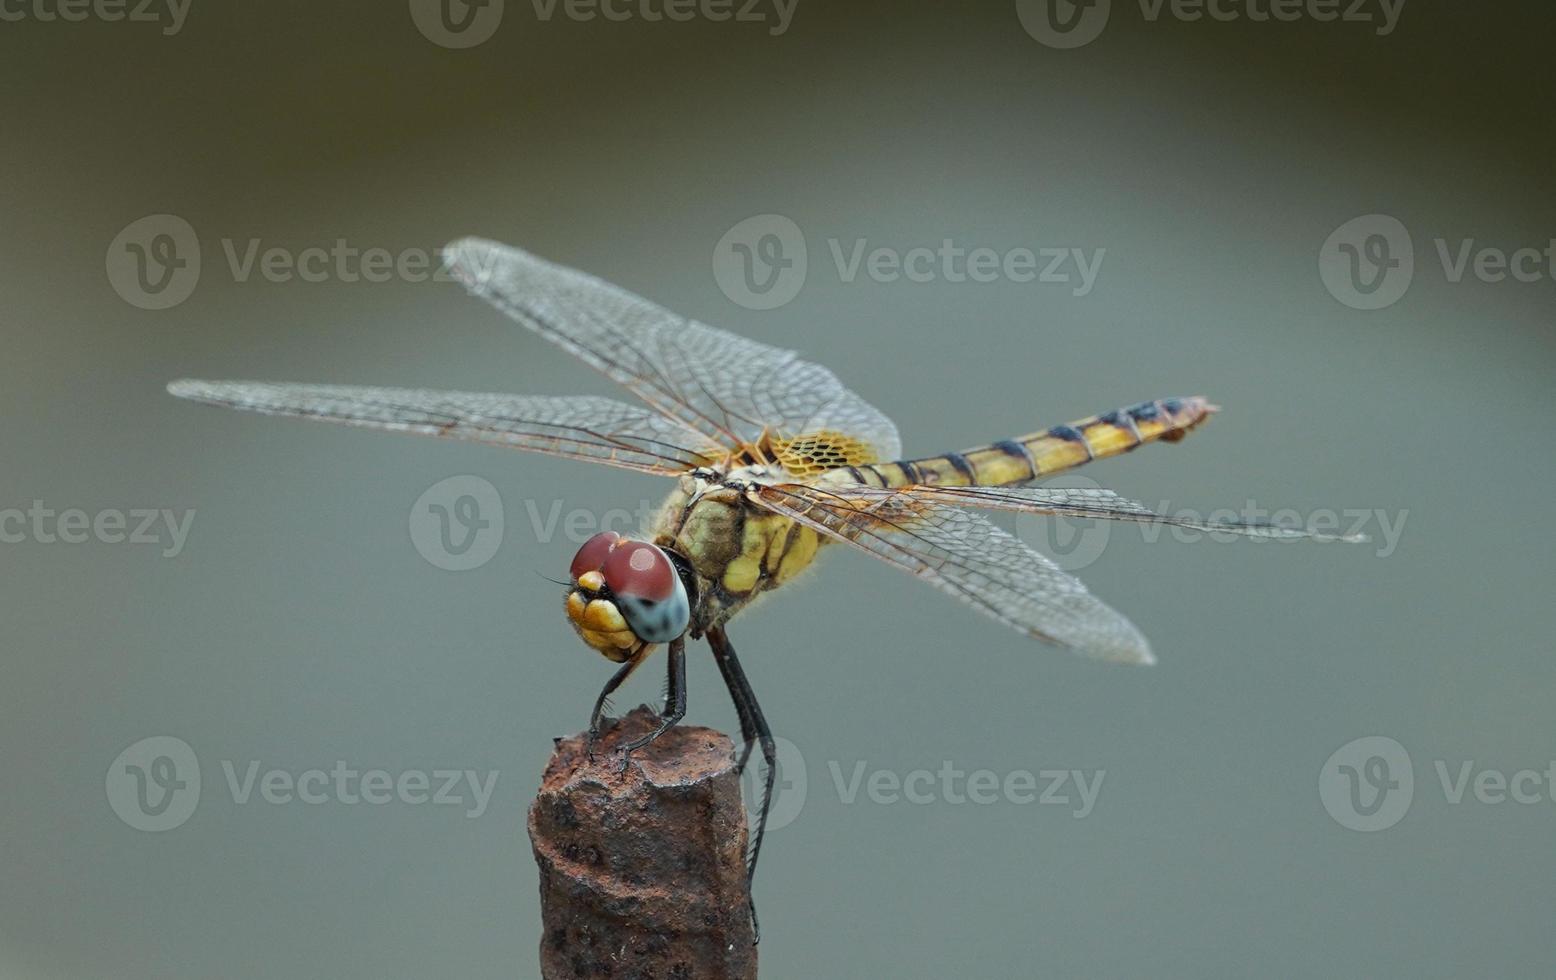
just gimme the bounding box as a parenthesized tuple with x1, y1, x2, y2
(529, 706, 757, 979)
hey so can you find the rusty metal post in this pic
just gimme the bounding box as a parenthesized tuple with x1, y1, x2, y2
(529, 705, 758, 979)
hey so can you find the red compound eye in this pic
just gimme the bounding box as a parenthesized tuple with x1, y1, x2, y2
(569, 531, 620, 581)
(601, 541, 676, 602)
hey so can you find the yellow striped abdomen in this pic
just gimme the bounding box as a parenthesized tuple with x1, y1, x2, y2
(832, 396, 1216, 489)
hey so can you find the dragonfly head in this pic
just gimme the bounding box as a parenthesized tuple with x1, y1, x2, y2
(564, 531, 694, 661)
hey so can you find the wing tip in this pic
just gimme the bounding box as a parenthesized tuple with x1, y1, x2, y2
(167, 378, 213, 401)
(442, 236, 516, 290)
(1293, 525, 1371, 544)
(1100, 642, 1156, 666)
(1038, 626, 1156, 666)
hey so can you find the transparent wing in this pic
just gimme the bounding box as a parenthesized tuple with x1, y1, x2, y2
(751, 482, 1154, 665)
(167, 380, 720, 476)
(843, 484, 1369, 542)
(443, 238, 902, 461)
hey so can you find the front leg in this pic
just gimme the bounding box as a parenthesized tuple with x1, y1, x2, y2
(586, 653, 644, 762)
(617, 636, 687, 768)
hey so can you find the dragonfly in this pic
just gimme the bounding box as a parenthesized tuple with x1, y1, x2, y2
(169, 238, 1364, 935)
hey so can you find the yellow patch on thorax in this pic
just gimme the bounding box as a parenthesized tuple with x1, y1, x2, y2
(722, 510, 802, 594)
(650, 478, 827, 627)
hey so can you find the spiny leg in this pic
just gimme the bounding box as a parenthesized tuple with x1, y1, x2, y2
(708, 625, 774, 943)
(617, 636, 687, 767)
(716, 647, 760, 777)
(587, 652, 645, 762)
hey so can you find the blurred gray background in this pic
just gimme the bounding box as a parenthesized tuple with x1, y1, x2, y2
(3, 2, 1553, 977)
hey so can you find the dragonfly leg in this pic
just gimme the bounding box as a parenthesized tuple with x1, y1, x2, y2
(586, 653, 644, 763)
(707, 625, 774, 944)
(716, 642, 760, 777)
(617, 636, 687, 769)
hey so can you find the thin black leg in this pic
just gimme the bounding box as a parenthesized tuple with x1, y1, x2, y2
(717, 649, 760, 777)
(618, 636, 687, 761)
(587, 654, 643, 762)
(707, 625, 774, 943)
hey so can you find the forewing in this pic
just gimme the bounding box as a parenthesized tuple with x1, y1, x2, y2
(751, 482, 1154, 664)
(443, 238, 902, 461)
(167, 380, 719, 476)
(842, 484, 1369, 542)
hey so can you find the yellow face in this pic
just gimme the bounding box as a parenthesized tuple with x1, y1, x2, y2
(564, 532, 693, 662)
(565, 571, 646, 663)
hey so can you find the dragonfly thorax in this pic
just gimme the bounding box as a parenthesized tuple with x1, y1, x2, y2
(647, 468, 825, 632)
